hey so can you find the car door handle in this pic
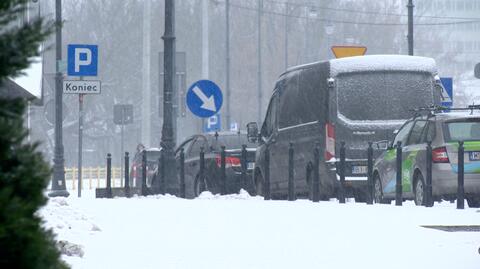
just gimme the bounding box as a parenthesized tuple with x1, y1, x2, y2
(190, 162, 197, 167)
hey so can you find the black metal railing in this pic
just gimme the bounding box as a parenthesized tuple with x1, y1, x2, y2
(100, 138, 468, 211)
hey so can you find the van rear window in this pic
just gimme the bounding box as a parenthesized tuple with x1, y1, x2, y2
(444, 119, 480, 142)
(337, 71, 434, 121)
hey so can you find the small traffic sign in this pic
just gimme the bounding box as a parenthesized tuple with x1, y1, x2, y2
(67, 44, 98, 76)
(63, 80, 101, 94)
(204, 114, 221, 132)
(44, 99, 68, 126)
(230, 122, 238, 132)
(331, 46, 367, 58)
(186, 80, 223, 118)
(57, 60, 67, 73)
(113, 104, 134, 125)
(440, 77, 453, 107)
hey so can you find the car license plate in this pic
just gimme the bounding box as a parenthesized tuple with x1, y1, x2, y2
(247, 162, 255, 170)
(352, 165, 367, 174)
(469, 151, 480, 161)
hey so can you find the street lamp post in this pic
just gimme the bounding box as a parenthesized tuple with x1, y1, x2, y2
(226, 0, 231, 128)
(284, 2, 289, 69)
(407, 0, 414, 55)
(257, 0, 263, 123)
(49, 0, 68, 197)
(158, 0, 177, 195)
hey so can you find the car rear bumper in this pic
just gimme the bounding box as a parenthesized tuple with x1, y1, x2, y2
(224, 169, 254, 194)
(432, 163, 480, 196)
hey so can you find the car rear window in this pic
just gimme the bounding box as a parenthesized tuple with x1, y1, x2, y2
(146, 151, 161, 161)
(444, 119, 480, 142)
(337, 71, 434, 121)
(209, 135, 256, 151)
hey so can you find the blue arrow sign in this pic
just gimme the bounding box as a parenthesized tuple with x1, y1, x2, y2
(440, 77, 453, 107)
(186, 80, 223, 118)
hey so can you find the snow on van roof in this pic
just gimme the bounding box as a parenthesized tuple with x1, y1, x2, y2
(329, 55, 437, 77)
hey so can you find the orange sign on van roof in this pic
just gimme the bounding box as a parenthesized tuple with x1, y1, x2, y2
(331, 46, 367, 58)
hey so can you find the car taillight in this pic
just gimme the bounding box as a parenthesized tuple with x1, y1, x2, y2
(215, 155, 242, 168)
(325, 122, 335, 161)
(432, 147, 449, 163)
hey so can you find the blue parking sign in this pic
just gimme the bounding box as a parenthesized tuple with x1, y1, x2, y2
(204, 114, 221, 133)
(67, 44, 98, 76)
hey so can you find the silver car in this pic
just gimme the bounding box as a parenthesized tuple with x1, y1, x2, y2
(373, 110, 480, 207)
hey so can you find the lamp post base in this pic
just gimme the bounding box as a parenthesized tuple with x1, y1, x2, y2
(48, 190, 70, 197)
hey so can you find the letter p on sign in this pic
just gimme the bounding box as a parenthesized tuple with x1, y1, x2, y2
(67, 44, 98, 76)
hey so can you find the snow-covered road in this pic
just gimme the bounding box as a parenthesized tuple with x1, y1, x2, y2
(39, 191, 480, 269)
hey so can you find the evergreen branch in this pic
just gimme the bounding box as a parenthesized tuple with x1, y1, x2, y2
(0, 18, 53, 79)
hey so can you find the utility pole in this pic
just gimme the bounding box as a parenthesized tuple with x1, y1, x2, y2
(159, 0, 177, 195)
(284, 2, 289, 70)
(202, 0, 209, 79)
(257, 0, 263, 123)
(407, 0, 414, 56)
(225, 0, 231, 128)
(202, 0, 209, 133)
(49, 0, 69, 197)
(142, 0, 152, 147)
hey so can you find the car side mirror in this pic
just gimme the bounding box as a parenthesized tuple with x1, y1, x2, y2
(475, 63, 480, 79)
(374, 140, 389, 150)
(246, 122, 259, 143)
(387, 142, 394, 150)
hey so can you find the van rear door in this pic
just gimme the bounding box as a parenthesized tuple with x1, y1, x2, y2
(332, 71, 437, 177)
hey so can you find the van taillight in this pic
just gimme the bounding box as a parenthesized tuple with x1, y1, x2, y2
(325, 122, 335, 161)
(432, 147, 449, 163)
(215, 155, 241, 168)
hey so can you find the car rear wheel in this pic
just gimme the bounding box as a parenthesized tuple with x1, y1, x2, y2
(414, 174, 425, 206)
(255, 172, 264, 197)
(194, 175, 208, 197)
(467, 197, 480, 208)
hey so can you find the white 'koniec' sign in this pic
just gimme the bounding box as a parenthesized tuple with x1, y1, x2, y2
(63, 80, 101, 94)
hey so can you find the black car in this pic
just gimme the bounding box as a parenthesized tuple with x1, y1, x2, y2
(176, 132, 256, 198)
(130, 148, 161, 187)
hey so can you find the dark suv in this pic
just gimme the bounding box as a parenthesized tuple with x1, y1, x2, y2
(176, 132, 256, 198)
(247, 55, 442, 200)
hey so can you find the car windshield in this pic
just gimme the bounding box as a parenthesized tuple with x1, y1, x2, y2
(444, 119, 480, 142)
(146, 151, 161, 161)
(209, 134, 256, 151)
(337, 71, 435, 121)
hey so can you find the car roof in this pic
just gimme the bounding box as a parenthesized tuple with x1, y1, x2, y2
(203, 131, 247, 136)
(414, 111, 480, 122)
(145, 147, 161, 152)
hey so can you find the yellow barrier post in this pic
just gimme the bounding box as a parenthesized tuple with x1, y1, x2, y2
(89, 167, 92, 190)
(97, 167, 101, 188)
(72, 167, 76, 190)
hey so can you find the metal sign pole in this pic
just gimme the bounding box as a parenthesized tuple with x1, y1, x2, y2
(77, 93, 84, 197)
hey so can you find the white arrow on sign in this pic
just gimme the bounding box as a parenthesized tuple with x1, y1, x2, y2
(193, 86, 216, 112)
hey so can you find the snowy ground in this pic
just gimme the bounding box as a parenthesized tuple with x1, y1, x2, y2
(39, 190, 480, 269)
